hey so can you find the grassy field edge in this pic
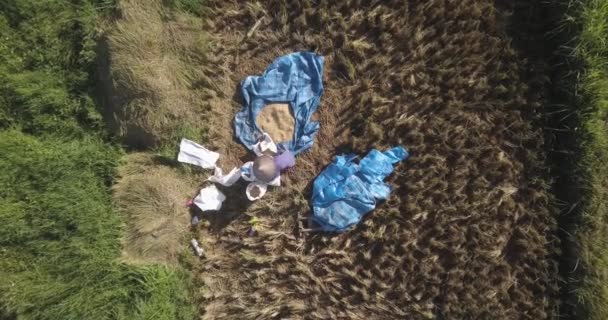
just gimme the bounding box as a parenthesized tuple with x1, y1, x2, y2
(571, 0, 608, 320)
(0, 1, 198, 319)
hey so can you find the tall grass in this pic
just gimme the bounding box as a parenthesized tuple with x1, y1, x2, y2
(103, 0, 211, 150)
(569, 0, 608, 318)
(164, 0, 205, 16)
(0, 0, 110, 136)
(114, 153, 200, 266)
(0, 1, 196, 318)
(0, 131, 195, 319)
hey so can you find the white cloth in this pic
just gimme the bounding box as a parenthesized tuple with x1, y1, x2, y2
(241, 161, 256, 181)
(267, 174, 280, 187)
(177, 138, 219, 169)
(253, 133, 278, 156)
(208, 167, 241, 187)
(193, 185, 225, 211)
(179, 135, 281, 203)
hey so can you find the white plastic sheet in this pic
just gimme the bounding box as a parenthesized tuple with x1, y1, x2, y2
(252, 133, 278, 156)
(208, 167, 241, 187)
(178, 135, 282, 205)
(177, 138, 219, 169)
(193, 185, 225, 211)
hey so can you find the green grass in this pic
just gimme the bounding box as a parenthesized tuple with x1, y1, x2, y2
(0, 0, 110, 136)
(568, 0, 608, 318)
(0, 1, 197, 319)
(0, 131, 195, 319)
(164, 0, 205, 16)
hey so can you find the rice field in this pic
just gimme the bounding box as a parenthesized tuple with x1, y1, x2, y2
(2, 0, 607, 319)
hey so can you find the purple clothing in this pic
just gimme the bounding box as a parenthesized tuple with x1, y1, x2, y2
(273, 151, 296, 171)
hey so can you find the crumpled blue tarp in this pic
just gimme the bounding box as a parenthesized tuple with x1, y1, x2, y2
(311, 147, 409, 232)
(234, 52, 324, 155)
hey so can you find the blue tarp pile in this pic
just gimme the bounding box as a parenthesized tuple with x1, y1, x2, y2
(234, 52, 409, 232)
(311, 147, 409, 232)
(234, 52, 324, 155)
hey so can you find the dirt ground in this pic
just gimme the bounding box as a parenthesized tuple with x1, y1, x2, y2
(178, 1, 560, 319)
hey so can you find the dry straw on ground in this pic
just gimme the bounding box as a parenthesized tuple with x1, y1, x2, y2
(105, 0, 560, 318)
(100, 0, 211, 148)
(113, 153, 199, 265)
(190, 0, 560, 319)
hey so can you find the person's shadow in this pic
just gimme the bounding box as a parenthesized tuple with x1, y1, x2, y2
(190, 180, 253, 232)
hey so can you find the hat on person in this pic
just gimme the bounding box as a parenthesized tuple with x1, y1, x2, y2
(252, 155, 278, 183)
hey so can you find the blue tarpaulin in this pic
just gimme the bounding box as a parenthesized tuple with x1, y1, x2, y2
(311, 147, 409, 232)
(234, 52, 324, 155)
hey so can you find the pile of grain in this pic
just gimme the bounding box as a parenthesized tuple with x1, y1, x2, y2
(256, 103, 295, 142)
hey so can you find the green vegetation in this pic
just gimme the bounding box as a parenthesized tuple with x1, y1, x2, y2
(4, 0, 608, 318)
(570, 1, 608, 318)
(0, 1, 196, 319)
(0, 132, 194, 319)
(0, 0, 107, 136)
(165, 0, 205, 16)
